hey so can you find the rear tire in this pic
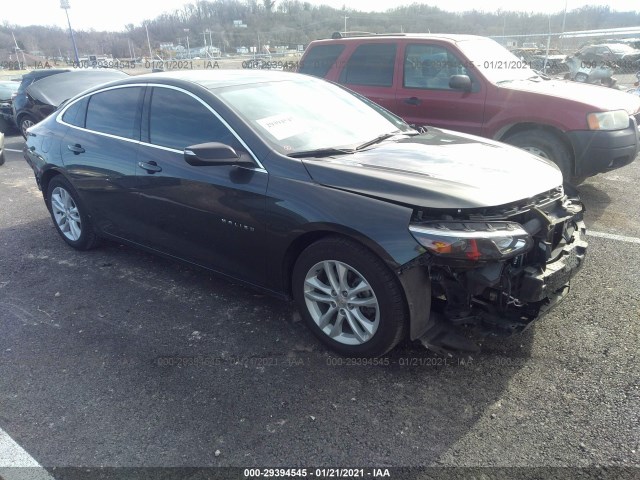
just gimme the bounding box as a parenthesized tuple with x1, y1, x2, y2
(19, 114, 36, 139)
(504, 130, 573, 182)
(292, 236, 407, 357)
(46, 176, 99, 250)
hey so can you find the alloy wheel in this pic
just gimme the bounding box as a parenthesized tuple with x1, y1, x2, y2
(21, 118, 34, 137)
(303, 260, 380, 345)
(51, 186, 82, 241)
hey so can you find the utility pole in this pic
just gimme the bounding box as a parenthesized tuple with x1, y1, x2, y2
(11, 31, 27, 67)
(343, 16, 349, 35)
(145, 24, 153, 60)
(184, 29, 191, 59)
(205, 29, 214, 57)
(560, 0, 568, 49)
(60, 0, 80, 65)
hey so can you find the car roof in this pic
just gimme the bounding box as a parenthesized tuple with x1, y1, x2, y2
(583, 43, 631, 48)
(117, 69, 304, 90)
(309, 33, 487, 44)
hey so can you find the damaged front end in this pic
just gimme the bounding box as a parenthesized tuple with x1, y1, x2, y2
(404, 185, 587, 353)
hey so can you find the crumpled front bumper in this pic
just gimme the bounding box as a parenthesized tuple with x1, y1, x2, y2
(517, 219, 588, 305)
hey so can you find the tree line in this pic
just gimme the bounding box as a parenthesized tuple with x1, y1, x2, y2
(2, 2, 639, 60)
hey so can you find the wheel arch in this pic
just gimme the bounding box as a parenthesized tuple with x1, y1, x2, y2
(282, 228, 432, 342)
(40, 168, 64, 209)
(282, 228, 400, 298)
(497, 122, 576, 174)
(16, 112, 35, 132)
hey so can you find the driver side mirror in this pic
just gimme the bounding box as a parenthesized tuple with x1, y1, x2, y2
(184, 142, 253, 167)
(449, 74, 472, 92)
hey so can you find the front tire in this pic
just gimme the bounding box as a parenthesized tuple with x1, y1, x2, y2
(46, 176, 98, 250)
(292, 236, 407, 357)
(504, 130, 573, 182)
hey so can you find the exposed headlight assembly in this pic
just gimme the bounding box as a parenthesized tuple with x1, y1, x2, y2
(587, 110, 629, 131)
(409, 221, 533, 262)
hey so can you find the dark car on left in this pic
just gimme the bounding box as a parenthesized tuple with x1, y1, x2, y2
(23, 70, 587, 357)
(0, 80, 19, 133)
(13, 69, 128, 138)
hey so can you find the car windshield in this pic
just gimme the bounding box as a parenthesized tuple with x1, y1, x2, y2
(215, 76, 412, 155)
(457, 38, 539, 84)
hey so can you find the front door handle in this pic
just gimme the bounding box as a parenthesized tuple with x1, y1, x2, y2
(67, 144, 85, 154)
(403, 97, 421, 106)
(138, 161, 162, 173)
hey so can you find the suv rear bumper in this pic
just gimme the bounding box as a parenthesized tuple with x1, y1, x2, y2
(567, 119, 639, 177)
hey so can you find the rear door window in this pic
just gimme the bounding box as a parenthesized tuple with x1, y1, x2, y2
(85, 87, 143, 140)
(339, 43, 397, 87)
(299, 44, 346, 77)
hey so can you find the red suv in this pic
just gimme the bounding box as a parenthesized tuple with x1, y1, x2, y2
(299, 33, 640, 181)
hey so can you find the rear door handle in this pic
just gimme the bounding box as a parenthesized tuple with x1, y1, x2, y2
(67, 144, 85, 154)
(403, 97, 421, 106)
(138, 161, 162, 173)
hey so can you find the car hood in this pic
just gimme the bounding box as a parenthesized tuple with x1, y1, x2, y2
(301, 129, 563, 210)
(502, 78, 640, 115)
(26, 70, 129, 107)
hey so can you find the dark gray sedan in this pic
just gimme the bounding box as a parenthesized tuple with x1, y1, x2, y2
(23, 70, 587, 356)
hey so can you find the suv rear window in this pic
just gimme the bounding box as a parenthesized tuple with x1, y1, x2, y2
(299, 44, 345, 77)
(339, 43, 397, 87)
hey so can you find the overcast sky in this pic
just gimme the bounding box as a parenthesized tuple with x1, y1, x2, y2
(3, 0, 640, 32)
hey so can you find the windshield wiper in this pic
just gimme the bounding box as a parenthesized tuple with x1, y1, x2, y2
(288, 147, 355, 158)
(355, 130, 415, 151)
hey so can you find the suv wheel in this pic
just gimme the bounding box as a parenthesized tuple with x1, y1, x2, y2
(19, 114, 36, 139)
(292, 236, 407, 357)
(504, 130, 573, 181)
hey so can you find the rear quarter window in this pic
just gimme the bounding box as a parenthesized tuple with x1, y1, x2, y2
(338, 43, 397, 87)
(61, 97, 89, 128)
(299, 44, 346, 77)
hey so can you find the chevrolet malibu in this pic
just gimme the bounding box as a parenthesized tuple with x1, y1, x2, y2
(23, 71, 587, 357)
